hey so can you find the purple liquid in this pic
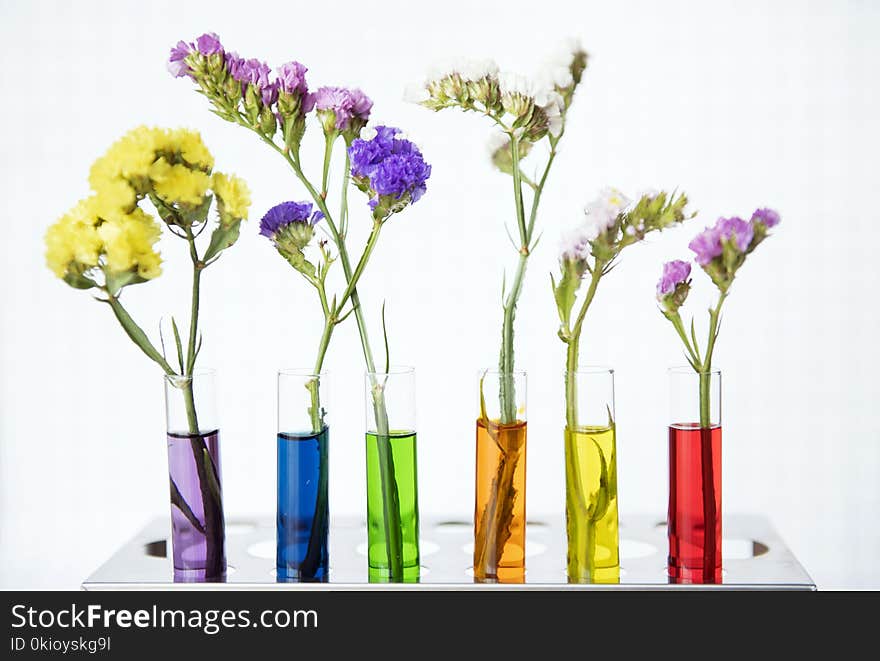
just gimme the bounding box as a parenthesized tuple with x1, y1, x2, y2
(167, 430, 226, 582)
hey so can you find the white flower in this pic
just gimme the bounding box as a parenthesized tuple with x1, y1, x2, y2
(559, 224, 595, 262)
(402, 82, 429, 104)
(425, 57, 458, 82)
(498, 71, 535, 100)
(457, 57, 499, 82)
(535, 37, 584, 90)
(584, 187, 631, 235)
(542, 92, 565, 137)
(537, 65, 574, 90)
(424, 57, 499, 84)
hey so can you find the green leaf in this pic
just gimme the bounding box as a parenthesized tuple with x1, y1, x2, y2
(689, 316, 701, 362)
(169, 478, 206, 535)
(552, 260, 584, 328)
(183, 193, 213, 227)
(194, 332, 203, 364)
(63, 272, 97, 290)
(105, 296, 174, 374)
(281, 246, 317, 280)
(202, 448, 222, 503)
(587, 437, 610, 522)
(202, 219, 242, 263)
(104, 269, 147, 296)
(171, 317, 184, 374)
(381, 301, 390, 375)
(491, 138, 533, 176)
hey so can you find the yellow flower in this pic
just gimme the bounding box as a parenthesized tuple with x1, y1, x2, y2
(167, 128, 215, 171)
(44, 198, 103, 278)
(212, 172, 251, 220)
(149, 157, 211, 206)
(89, 177, 136, 216)
(89, 126, 161, 188)
(97, 207, 163, 278)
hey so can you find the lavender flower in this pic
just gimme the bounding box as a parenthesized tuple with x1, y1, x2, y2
(277, 61, 309, 96)
(656, 260, 691, 298)
(313, 87, 373, 135)
(717, 217, 753, 252)
(349, 126, 431, 215)
(656, 259, 693, 314)
(196, 32, 223, 56)
(689, 216, 753, 266)
(688, 226, 722, 266)
(751, 207, 780, 228)
(259, 201, 323, 239)
(168, 40, 194, 78)
(230, 58, 272, 93)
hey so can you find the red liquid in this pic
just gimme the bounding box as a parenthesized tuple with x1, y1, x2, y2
(668, 424, 722, 583)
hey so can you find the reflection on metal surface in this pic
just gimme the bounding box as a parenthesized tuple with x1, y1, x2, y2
(83, 515, 814, 591)
(355, 540, 440, 557)
(144, 540, 166, 559)
(461, 541, 548, 558)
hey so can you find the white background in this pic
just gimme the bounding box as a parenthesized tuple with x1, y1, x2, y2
(1, 0, 877, 589)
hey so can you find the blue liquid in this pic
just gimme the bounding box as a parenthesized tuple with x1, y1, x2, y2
(277, 427, 329, 582)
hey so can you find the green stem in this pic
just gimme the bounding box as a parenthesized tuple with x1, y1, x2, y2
(321, 131, 336, 198)
(238, 118, 402, 578)
(498, 136, 530, 424)
(183, 232, 202, 435)
(339, 152, 351, 239)
(499, 252, 528, 423)
(564, 266, 604, 430)
(698, 293, 727, 428)
(510, 137, 528, 242)
(564, 429, 590, 580)
(526, 136, 559, 242)
(306, 319, 334, 433)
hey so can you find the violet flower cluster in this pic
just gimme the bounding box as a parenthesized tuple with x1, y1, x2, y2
(349, 126, 432, 219)
(260, 201, 324, 240)
(658, 207, 780, 309)
(168, 32, 370, 147)
(259, 201, 325, 278)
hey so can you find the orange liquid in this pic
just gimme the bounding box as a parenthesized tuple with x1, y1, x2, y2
(473, 418, 527, 583)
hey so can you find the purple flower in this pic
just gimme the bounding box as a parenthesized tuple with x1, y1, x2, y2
(656, 260, 691, 298)
(716, 216, 753, 252)
(313, 86, 373, 131)
(349, 126, 431, 210)
(688, 225, 723, 266)
(751, 207, 780, 228)
(261, 81, 279, 107)
(277, 61, 309, 96)
(227, 56, 277, 104)
(688, 216, 754, 266)
(230, 57, 271, 87)
(259, 201, 323, 238)
(168, 40, 193, 78)
(195, 32, 223, 56)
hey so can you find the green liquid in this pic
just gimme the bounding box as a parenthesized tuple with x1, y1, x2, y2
(365, 430, 420, 582)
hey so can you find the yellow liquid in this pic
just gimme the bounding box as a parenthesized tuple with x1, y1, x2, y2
(564, 425, 619, 583)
